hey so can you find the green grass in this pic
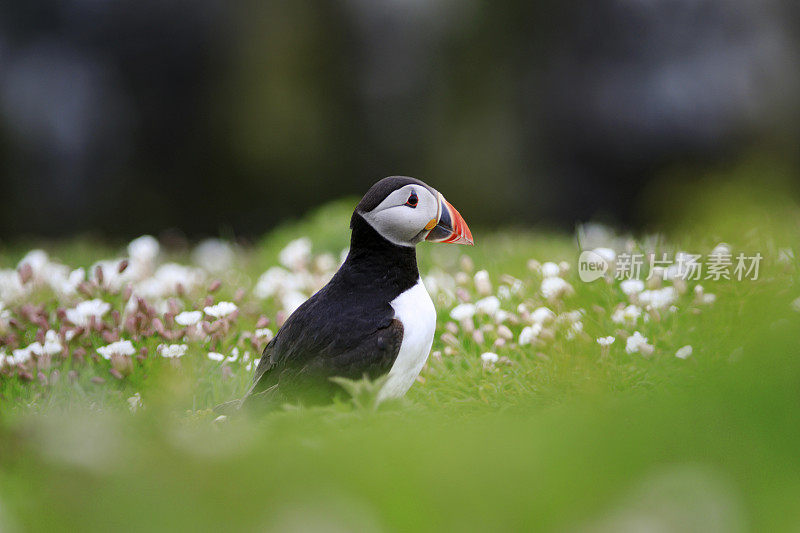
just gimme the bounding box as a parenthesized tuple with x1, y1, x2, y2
(1, 189, 800, 532)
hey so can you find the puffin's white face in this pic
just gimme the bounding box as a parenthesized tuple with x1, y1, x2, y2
(361, 184, 440, 247)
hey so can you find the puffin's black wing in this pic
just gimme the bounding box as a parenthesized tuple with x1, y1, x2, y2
(244, 280, 404, 404)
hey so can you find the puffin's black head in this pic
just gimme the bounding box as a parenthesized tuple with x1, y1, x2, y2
(352, 176, 473, 247)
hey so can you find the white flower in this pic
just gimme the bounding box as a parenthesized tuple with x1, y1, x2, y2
(55, 267, 86, 296)
(480, 352, 499, 364)
(314, 253, 337, 273)
(475, 296, 501, 316)
(12, 346, 33, 364)
(519, 324, 542, 345)
(497, 285, 511, 300)
(625, 331, 654, 355)
(711, 243, 731, 257)
(158, 344, 188, 358)
(675, 345, 693, 359)
(280, 291, 307, 315)
(65, 299, 111, 327)
(792, 297, 800, 313)
(97, 340, 135, 360)
(612, 304, 642, 325)
(192, 239, 235, 273)
(593, 247, 616, 263)
(530, 306, 555, 324)
(127, 393, 143, 413)
(255, 328, 274, 341)
(566, 321, 583, 340)
(14, 331, 61, 363)
(204, 301, 238, 319)
(450, 303, 476, 321)
(620, 279, 645, 296)
(639, 287, 677, 309)
(279, 238, 312, 270)
(596, 336, 615, 347)
(135, 263, 204, 299)
(90, 259, 132, 291)
(207, 351, 225, 362)
(19, 249, 49, 269)
(253, 267, 310, 300)
(0, 269, 28, 301)
(474, 270, 492, 296)
(175, 311, 202, 326)
(541, 262, 560, 278)
(41, 330, 62, 355)
(226, 347, 240, 363)
(541, 277, 574, 300)
(561, 310, 584, 323)
(128, 235, 160, 265)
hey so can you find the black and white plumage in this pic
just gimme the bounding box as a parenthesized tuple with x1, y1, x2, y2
(242, 176, 473, 408)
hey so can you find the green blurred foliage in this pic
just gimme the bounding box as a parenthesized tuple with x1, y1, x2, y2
(1, 175, 800, 531)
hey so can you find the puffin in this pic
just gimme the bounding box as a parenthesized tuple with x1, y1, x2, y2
(242, 176, 473, 408)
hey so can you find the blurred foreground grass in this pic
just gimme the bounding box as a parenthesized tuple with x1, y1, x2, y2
(1, 181, 800, 532)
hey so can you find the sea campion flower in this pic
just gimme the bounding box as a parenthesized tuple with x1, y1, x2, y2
(203, 301, 238, 319)
(475, 296, 501, 316)
(128, 235, 160, 265)
(530, 307, 555, 324)
(450, 303, 476, 321)
(675, 345, 693, 359)
(593, 247, 616, 263)
(566, 321, 584, 340)
(480, 352, 499, 365)
(254, 328, 274, 341)
(0, 269, 29, 301)
(90, 259, 131, 291)
(625, 332, 654, 355)
(474, 270, 492, 296)
(612, 305, 642, 325)
(280, 291, 307, 315)
(519, 324, 542, 346)
(12, 346, 33, 364)
(279, 238, 312, 270)
(157, 344, 188, 358)
(192, 239, 235, 273)
(97, 340, 135, 360)
(41, 330, 62, 355)
(10, 333, 62, 361)
(175, 311, 202, 326)
(638, 287, 677, 310)
(620, 279, 645, 296)
(135, 263, 204, 299)
(541, 277, 574, 300)
(207, 352, 225, 362)
(127, 393, 143, 413)
(65, 299, 111, 327)
(596, 336, 615, 347)
(540, 262, 560, 278)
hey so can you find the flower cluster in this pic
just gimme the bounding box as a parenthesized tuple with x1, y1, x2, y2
(1, 229, 733, 399)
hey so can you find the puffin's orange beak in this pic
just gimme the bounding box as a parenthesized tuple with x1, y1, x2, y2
(425, 194, 474, 245)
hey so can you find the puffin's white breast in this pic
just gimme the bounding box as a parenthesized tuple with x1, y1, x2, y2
(378, 278, 436, 401)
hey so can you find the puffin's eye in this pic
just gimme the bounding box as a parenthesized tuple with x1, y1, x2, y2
(405, 192, 418, 208)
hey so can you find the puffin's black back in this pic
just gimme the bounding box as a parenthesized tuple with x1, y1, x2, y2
(246, 212, 419, 404)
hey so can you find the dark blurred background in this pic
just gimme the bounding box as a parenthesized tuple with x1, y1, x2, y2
(1, 0, 798, 239)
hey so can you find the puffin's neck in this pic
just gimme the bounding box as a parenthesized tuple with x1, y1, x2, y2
(343, 214, 420, 293)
